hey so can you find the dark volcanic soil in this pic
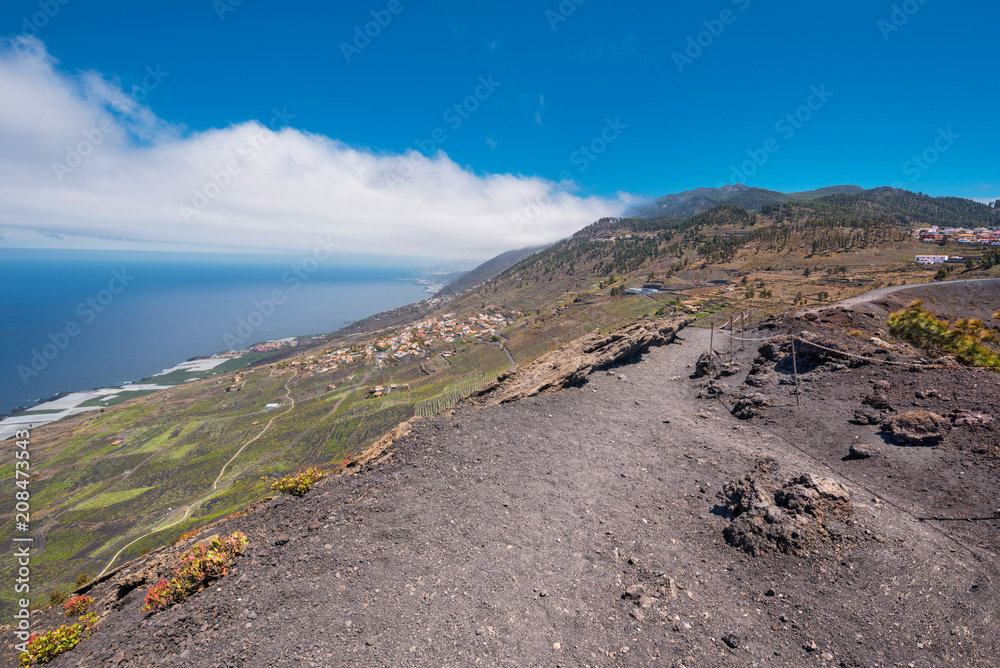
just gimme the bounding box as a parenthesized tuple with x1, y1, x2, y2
(17, 309, 1000, 667)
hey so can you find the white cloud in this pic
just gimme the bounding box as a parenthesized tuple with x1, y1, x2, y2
(972, 197, 999, 205)
(0, 38, 629, 260)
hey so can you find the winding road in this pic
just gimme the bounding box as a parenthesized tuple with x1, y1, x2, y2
(802, 277, 1000, 313)
(97, 372, 299, 578)
(95, 365, 383, 578)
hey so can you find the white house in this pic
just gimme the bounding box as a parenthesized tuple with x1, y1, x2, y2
(915, 255, 949, 265)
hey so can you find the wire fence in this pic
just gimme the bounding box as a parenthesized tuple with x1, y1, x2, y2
(710, 311, 991, 373)
(708, 326, 989, 373)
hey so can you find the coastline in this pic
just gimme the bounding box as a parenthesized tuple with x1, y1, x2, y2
(0, 288, 455, 441)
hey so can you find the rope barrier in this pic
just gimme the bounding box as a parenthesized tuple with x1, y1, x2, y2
(710, 328, 772, 343)
(709, 327, 991, 373)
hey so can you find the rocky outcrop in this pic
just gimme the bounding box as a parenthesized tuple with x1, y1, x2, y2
(849, 443, 881, 459)
(692, 350, 720, 378)
(951, 410, 993, 427)
(721, 460, 854, 556)
(862, 391, 893, 411)
(757, 335, 792, 361)
(882, 411, 951, 446)
(731, 392, 769, 420)
(466, 315, 693, 406)
(716, 361, 741, 377)
(853, 408, 883, 425)
(758, 332, 850, 365)
(696, 379, 728, 400)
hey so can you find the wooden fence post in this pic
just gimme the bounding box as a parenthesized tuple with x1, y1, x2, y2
(791, 334, 800, 407)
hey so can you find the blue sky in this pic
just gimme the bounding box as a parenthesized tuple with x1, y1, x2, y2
(1, 0, 997, 259)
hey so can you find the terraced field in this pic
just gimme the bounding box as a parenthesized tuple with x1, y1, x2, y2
(0, 335, 532, 619)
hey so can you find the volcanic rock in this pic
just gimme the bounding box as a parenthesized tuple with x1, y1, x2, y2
(717, 361, 741, 378)
(721, 462, 853, 556)
(882, 411, 951, 446)
(732, 393, 769, 420)
(849, 443, 881, 459)
(951, 411, 993, 427)
(853, 409, 883, 425)
(467, 315, 692, 406)
(862, 391, 893, 411)
(693, 351, 721, 379)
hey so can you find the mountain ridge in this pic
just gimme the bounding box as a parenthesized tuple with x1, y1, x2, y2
(627, 183, 865, 219)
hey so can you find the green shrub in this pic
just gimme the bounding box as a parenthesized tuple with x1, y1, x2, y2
(47, 591, 67, 607)
(63, 595, 93, 617)
(266, 468, 325, 497)
(142, 531, 248, 613)
(888, 300, 1000, 369)
(19, 614, 97, 666)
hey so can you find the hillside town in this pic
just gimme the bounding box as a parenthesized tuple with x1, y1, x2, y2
(912, 225, 1000, 245)
(365, 312, 512, 367)
(263, 312, 514, 379)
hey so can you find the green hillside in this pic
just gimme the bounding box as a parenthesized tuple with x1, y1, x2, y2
(628, 183, 864, 219)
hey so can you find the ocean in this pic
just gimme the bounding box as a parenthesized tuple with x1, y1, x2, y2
(0, 249, 431, 415)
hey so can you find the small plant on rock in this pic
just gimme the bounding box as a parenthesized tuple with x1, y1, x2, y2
(172, 528, 204, 545)
(62, 595, 93, 617)
(19, 614, 98, 666)
(142, 531, 248, 613)
(266, 467, 325, 497)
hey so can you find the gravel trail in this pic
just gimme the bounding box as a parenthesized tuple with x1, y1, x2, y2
(36, 326, 1000, 667)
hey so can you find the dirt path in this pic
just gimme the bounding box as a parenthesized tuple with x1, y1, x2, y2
(94, 373, 299, 579)
(213, 373, 298, 490)
(46, 325, 1000, 667)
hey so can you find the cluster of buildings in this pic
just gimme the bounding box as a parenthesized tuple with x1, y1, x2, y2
(268, 312, 513, 379)
(363, 312, 511, 368)
(625, 286, 662, 296)
(368, 383, 411, 398)
(912, 226, 1000, 246)
(914, 255, 971, 266)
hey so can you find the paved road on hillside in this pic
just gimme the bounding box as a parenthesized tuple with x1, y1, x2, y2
(803, 277, 1000, 313)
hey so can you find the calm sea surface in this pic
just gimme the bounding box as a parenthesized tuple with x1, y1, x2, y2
(0, 250, 429, 414)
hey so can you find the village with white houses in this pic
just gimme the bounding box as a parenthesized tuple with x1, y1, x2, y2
(911, 225, 1000, 246)
(255, 311, 514, 394)
(362, 311, 513, 372)
(910, 225, 1000, 265)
